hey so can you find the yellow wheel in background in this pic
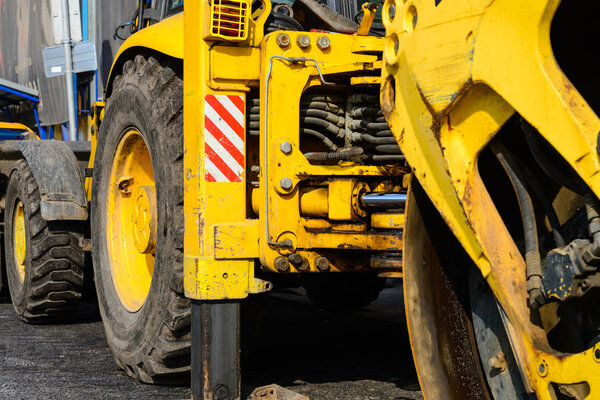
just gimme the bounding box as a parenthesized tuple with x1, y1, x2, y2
(4, 159, 84, 322)
(106, 129, 156, 312)
(13, 201, 26, 283)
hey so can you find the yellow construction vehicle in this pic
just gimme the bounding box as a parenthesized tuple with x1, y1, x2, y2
(382, 0, 600, 398)
(1, 0, 409, 398)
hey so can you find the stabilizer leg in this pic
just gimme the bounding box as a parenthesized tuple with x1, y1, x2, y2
(192, 300, 241, 400)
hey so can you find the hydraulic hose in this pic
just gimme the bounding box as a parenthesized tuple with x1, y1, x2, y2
(304, 147, 363, 160)
(300, 109, 344, 126)
(349, 120, 390, 132)
(353, 133, 396, 145)
(490, 141, 544, 309)
(372, 154, 405, 162)
(374, 144, 402, 154)
(300, 101, 343, 113)
(512, 156, 566, 247)
(301, 128, 338, 150)
(302, 117, 345, 138)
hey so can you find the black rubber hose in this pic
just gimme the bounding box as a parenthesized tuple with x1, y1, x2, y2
(350, 120, 390, 132)
(490, 141, 544, 309)
(349, 93, 379, 104)
(302, 95, 345, 103)
(374, 130, 393, 137)
(300, 109, 344, 126)
(512, 156, 566, 247)
(521, 119, 583, 194)
(248, 120, 260, 129)
(374, 144, 402, 154)
(348, 106, 381, 119)
(301, 128, 338, 150)
(302, 117, 345, 138)
(372, 155, 405, 162)
(304, 147, 363, 160)
(356, 133, 396, 144)
(248, 106, 260, 114)
(300, 101, 343, 114)
(249, 114, 260, 121)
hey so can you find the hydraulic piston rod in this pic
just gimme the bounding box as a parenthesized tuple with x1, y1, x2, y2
(361, 193, 407, 209)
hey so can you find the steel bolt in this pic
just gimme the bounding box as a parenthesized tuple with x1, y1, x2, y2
(214, 384, 230, 400)
(276, 33, 290, 47)
(274, 256, 290, 272)
(280, 141, 292, 154)
(316, 36, 330, 50)
(296, 34, 311, 48)
(288, 253, 303, 266)
(314, 256, 330, 272)
(280, 177, 293, 190)
(297, 258, 310, 272)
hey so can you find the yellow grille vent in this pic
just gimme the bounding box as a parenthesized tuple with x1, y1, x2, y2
(207, 0, 250, 41)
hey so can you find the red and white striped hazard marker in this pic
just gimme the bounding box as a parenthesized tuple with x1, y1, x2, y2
(204, 94, 245, 182)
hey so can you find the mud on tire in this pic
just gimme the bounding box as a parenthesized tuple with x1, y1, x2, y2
(92, 54, 189, 384)
(4, 159, 85, 322)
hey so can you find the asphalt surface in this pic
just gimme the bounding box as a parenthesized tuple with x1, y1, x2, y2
(0, 284, 422, 400)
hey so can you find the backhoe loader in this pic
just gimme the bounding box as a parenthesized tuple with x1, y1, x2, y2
(0, 0, 409, 398)
(382, 0, 600, 398)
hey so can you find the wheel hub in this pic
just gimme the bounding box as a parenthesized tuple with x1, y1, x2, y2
(13, 201, 26, 282)
(132, 186, 157, 254)
(106, 129, 156, 312)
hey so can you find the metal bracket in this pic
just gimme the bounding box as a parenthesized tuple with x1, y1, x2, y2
(184, 256, 272, 300)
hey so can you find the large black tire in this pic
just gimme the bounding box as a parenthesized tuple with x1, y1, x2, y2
(4, 159, 85, 322)
(92, 54, 189, 384)
(302, 273, 385, 311)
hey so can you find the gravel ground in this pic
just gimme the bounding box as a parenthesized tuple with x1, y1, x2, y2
(0, 284, 422, 400)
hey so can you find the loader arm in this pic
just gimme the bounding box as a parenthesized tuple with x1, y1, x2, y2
(382, 0, 600, 399)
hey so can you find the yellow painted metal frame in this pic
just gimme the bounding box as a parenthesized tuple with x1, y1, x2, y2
(183, 0, 272, 301)
(382, 0, 600, 398)
(259, 32, 404, 272)
(183, 0, 406, 300)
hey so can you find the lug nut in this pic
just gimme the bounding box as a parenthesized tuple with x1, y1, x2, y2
(274, 257, 290, 272)
(316, 36, 330, 50)
(296, 34, 311, 48)
(276, 33, 290, 47)
(314, 256, 330, 272)
(280, 141, 292, 154)
(280, 177, 293, 190)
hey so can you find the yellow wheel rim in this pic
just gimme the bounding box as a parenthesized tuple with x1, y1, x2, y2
(107, 129, 156, 312)
(13, 201, 26, 283)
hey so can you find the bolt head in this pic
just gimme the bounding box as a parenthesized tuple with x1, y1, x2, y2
(276, 33, 290, 47)
(297, 34, 311, 48)
(274, 256, 290, 272)
(315, 256, 330, 272)
(288, 253, 303, 265)
(280, 177, 293, 190)
(316, 36, 330, 50)
(280, 141, 292, 154)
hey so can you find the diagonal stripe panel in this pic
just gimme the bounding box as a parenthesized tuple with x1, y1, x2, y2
(204, 94, 245, 183)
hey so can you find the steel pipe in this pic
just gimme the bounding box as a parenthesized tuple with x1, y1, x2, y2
(361, 193, 407, 208)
